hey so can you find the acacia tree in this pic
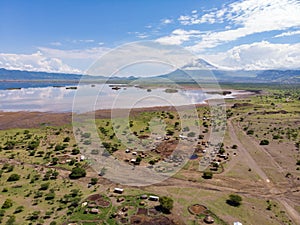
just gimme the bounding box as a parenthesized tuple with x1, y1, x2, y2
(226, 194, 242, 207)
(159, 196, 174, 213)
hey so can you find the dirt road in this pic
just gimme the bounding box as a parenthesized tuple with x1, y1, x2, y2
(228, 117, 300, 225)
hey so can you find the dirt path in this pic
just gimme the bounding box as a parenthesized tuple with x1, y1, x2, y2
(227, 117, 271, 184)
(228, 117, 300, 225)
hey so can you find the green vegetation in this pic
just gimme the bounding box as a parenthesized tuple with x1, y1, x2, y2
(0, 83, 298, 224)
(7, 174, 20, 182)
(69, 166, 86, 179)
(226, 194, 242, 207)
(260, 139, 270, 145)
(159, 196, 174, 213)
(202, 171, 213, 179)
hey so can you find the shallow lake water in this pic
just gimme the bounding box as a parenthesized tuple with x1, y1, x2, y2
(0, 84, 234, 113)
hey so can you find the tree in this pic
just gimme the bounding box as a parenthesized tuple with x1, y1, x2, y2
(2, 199, 13, 209)
(202, 171, 213, 179)
(226, 194, 242, 207)
(69, 167, 86, 179)
(71, 148, 80, 155)
(51, 157, 59, 165)
(166, 129, 174, 136)
(40, 182, 50, 191)
(63, 137, 70, 142)
(247, 130, 254, 135)
(159, 196, 173, 213)
(5, 215, 15, 225)
(14, 206, 24, 214)
(45, 192, 55, 200)
(7, 174, 20, 182)
(260, 139, 269, 145)
(90, 178, 98, 185)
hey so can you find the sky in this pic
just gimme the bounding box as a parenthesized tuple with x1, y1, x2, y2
(0, 0, 300, 74)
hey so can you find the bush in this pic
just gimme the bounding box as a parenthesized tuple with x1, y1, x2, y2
(40, 182, 50, 190)
(71, 148, 80, 155)
(226, 194, 242, 207)
(159, 196, 173, 213)
(2, 199, 13, 209)
(5, 215, 15, 225)
(69, 167, 86, 179)
(14, 206, 24, 214)
(260, 139, 269, 145)
(63, 137, 70, 142)
(247, 130, 254, 135)
(45, 192, 55, 200)
(202, 171, 213, 179)
(90, 178, 98, 185)
(7, 174, 20, 182)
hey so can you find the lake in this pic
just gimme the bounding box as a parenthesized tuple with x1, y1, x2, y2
(0, 83, 234, 113)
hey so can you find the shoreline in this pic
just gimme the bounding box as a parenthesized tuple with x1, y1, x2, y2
(0, 89, 258, 130)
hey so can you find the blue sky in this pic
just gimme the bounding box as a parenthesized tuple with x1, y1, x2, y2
(0, 0, 300, 73)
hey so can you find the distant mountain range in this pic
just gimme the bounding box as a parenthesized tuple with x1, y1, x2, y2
(0, 58, 299, 83)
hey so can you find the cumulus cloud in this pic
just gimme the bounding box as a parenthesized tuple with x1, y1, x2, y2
(0, 51, 81, 74)
(156, 29, 203, 45)
(0, 46, 110, 74)
(174, 0, 300, 51)
(203, 41, 300, 70)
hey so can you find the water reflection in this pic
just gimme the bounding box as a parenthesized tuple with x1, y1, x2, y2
(0, 84, 230, 112)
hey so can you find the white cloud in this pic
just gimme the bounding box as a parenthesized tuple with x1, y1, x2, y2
(0, 46, 110, 74)
(274, 30, 300, 38)
(0, 51, 81, 74)
(38, 47, 108, 60)
(203, 41, 300, 70)
(156, 29, 203, 45)
(38, 47, 110, 72)
(162, 19, 173, 24)
(177, 0, 300, 51)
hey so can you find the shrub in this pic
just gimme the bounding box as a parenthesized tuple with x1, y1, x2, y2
(40, 182, 50, 191)
(27, 140, 40, 150)
(71, 148, 80, 155)
(2, 199, 13, 209)
(166, 130, 174, 136)
(202, 171, 213, 179)
(14, 206, 24, 214)
(45, 192, 55, 200)
(226, 194, 242, 207)
(63, 137, 70, 142)
(159, 196, 173, 213)
(260, 140, 269, 145)
(90, 178, 98, 185)
(5, 215, 15, 225)
(7, 174, 20, 182)
(247, 130, 254, 135)
(69, 167, 86, 179)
